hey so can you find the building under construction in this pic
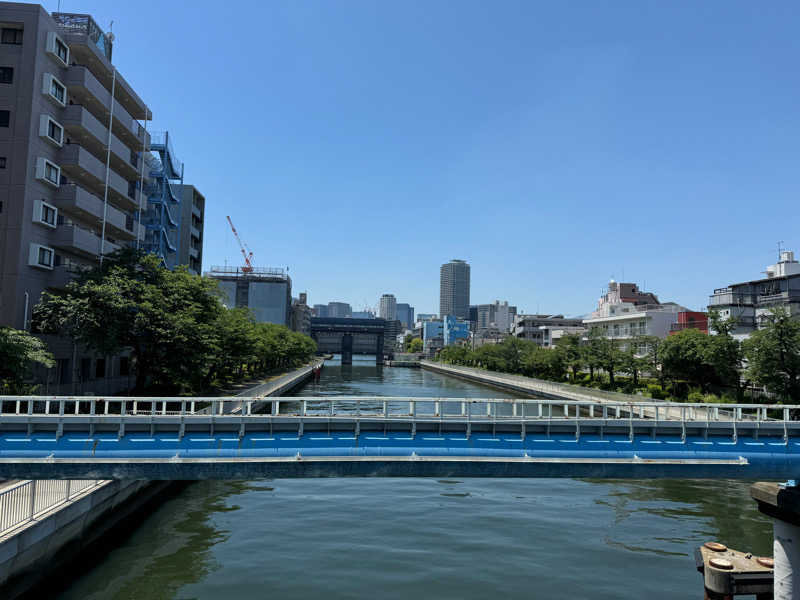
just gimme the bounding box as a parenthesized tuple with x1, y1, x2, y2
(206, 265, 292, 327)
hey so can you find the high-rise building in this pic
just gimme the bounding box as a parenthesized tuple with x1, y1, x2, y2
(291, 292, 311, 336)
(208, 266, 292, 326)
(379, 293, 397, 321)
(0, 5, 151, 332)
(177, 184, 204, 275)
(439, 259, 470, 319)
(313, 304, 328, 318)
(395, 303, 414, 328)
(327, 301, 351, 318)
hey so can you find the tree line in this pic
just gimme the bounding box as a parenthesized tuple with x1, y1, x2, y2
(0, 249, 316, 395)
(437, 309, 800, 403)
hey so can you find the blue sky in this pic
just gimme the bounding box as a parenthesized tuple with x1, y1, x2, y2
(51, 1, 800, 316)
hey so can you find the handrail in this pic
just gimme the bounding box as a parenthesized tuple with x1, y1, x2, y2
(0, 479, 104, 536)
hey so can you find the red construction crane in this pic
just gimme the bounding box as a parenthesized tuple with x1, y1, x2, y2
(226, 215, 254, 273)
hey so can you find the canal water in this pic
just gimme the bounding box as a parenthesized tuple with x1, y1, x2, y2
(53, 357, 773, 599)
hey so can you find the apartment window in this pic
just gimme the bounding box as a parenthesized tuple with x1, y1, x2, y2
(43, 74, 66, 106)
(95, 358, 106, 379)
(0, 67, 12, 84)
(36, 157, 60, 187)
(127, 180, 137, 199)
(1, 28, 23, 45)
(0, 157, 5, 169)
(119, 357, 130, 376)
(80, 358, 91, 381)
(46, 32, 69, 65)
(0, 110, 8, 127)
(57, 358, 71, 385)
(34, 200, 57, 228)
(39, 114, 64, 146)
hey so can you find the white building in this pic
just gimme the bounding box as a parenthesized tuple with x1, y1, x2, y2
(582, 280, 685, 342)
(513, 314, 583, 346)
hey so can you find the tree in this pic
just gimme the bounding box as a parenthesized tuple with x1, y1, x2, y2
(0, 327, 55, 393)
(595, 337, 624, 387)
(660, 329, 716, 392)
(555, 333, 584, 382)
(584, 328, 606, 380)
(743, 308, 800, 402)
(407, 338, 423, 353)
(619, 337, 647, 387)
(34, 249, 223, 393)
(639, 335, 664, 384)
(706, 309, 743, 394)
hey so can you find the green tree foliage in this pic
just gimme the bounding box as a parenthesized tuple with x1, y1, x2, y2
(707, 309, 743, 393)
(555, 333, 584, 382)
(33, 249, 316, 394)
(743, 308, 800, 401)
(0, 327, 55, 393)
(407, 338, 423, 353)
(660, 329, 716, 391)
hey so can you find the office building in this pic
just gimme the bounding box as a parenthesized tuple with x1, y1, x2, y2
(440, 259, 470, 319)
(313, 304, 328, 318)
(395, 303, 414, 329)
(327, 301, 351, 318)
(177, 184, 204, 275)
(351, 310, 375, 319)
(443, 315, 469, 346)
(208, 265, 292, 326)
(709, 250, 800, 340)
(379, 293, 396, 321)
(475, 300, 518, 333)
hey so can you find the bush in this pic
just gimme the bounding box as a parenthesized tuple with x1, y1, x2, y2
(647, 384, 665, 400)
(687, 390, 704, 403)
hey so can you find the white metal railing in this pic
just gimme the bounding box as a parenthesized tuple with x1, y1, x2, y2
(0, 479, 105, 536)
(0, 395, 792, 423)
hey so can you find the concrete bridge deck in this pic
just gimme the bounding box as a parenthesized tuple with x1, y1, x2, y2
(0, 396, 797, 479)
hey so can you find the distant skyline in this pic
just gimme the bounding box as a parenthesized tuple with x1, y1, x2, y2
(55, 0, 800, 316)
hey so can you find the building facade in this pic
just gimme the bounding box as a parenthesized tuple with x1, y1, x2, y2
(583, 280, 685, 342)
(379, 293, 396, 321)
(177, 183, 204, 275)
(512, 314, 584, 346)
(709, 251, 800, 340)
(443, 315, 469, 346)
(475, 300, 517, 333)
(440, 259, 470, 319)
(291, 292, 311, 335)
(0, 5, 150, 332)
(327, 301, 352, 318)
(208, 266, 292, 326)
(669, 311, 709, 336)
(395, 302, 414, 329)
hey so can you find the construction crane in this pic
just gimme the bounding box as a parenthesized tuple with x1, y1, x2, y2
(226, 215, 254, 273)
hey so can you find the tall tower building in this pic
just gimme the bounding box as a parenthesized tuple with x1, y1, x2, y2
(440, 259, 470, 318)
(379, 293, 396, 321)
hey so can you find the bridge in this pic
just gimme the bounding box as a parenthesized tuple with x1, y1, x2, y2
(0, 396, 798, 480)
(310, 318, 389, 364)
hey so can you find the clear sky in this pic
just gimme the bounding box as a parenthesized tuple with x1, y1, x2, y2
(49, 0, 800, 316)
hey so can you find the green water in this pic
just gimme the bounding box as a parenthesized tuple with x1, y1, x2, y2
(52, 357, 773, 599)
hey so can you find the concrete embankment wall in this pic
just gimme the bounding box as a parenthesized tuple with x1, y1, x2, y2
(0, 479, 172, 598)
(0, 359, 323, 598)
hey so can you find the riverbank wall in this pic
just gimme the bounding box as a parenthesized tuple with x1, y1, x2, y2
(0, 358, 324, 598)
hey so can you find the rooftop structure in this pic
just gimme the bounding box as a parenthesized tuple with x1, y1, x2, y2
(709, 250, 800, 339)
(206, 266, 292, 326)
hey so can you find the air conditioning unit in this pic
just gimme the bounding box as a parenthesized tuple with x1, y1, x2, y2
(35, 157, 60, 188)
(45, 32, 69, 66)
(39, 114, 64, 147)
(41, 73, 66, 107)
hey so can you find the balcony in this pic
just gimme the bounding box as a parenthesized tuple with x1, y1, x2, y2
(190, 225, 201, 240)
(60, 66, 149, 151)
(53, 224, 120, 259)
(192, 204, 202, 219)
(54, 184, 137, 240)
(52, 13, 150, 121)
(708, 292, 753, 307)
(59, 144, 138, 211)
(189, 246, 200, 259)
(61, 105, 140, 179)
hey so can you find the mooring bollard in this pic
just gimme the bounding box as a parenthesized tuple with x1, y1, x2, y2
(751, 481, 800, 600)
(694, 540, 773, 599)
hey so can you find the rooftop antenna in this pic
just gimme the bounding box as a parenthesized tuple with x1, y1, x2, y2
(107, 21, 114, 43)
(778, 240, 785, 259)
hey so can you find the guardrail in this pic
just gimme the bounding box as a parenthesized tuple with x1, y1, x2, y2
(0, 479, 104, 536)
(0, 395, 792, 422)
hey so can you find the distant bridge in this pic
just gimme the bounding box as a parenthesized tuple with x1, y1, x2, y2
(0, 397, 798, 480)
(310, 318, 390, 364)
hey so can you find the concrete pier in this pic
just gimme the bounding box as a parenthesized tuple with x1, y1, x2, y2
(751, 482, 800, 600)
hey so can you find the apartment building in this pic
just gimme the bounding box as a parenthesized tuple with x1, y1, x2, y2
(178, 183, 204, 275)
(513, 314, 584, 346)
(379, 293, 396, 321)
(475, 300, 518, 333)
(709, 250, 800, 340)
(583, 280, 685, 342)
(440, 259, 470, 319)
(0, 5, 154, 393)
(0, 5, 150, 333)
